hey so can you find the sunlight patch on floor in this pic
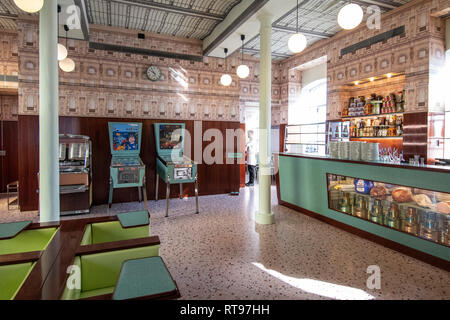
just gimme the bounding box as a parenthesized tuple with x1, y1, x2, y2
(252, 262, 375, 300)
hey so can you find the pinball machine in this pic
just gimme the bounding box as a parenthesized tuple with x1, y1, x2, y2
(108, 122, 148, 210)
(154, 123, 199, 217)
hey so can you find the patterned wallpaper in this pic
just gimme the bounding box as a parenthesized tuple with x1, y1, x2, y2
(280, 0, 449, 121)
(0, 0, 449, 125)
(0, 95, 17, 121)
(0, 29, 18, 121)
(17, 20, 245, 123)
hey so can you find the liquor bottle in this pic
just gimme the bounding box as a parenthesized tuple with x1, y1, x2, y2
(342, 104, 349, 117)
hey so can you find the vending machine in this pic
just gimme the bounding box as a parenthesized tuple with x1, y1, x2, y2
(108, 122, 147, 209)
(154, 123, 198, 217)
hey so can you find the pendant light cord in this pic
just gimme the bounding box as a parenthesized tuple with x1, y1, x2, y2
(224, 48, 228, 72)
(241, 35, 245, 66)
(296, 0, 299, 33)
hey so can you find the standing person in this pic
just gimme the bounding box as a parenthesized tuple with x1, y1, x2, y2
(246, 130, 257, 187)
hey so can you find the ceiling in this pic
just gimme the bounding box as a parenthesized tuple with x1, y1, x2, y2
(243, 0, 414, 60)
(0, 0, 415, 60)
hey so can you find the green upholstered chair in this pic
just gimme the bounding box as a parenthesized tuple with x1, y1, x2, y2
(0, 227, 58, 255)
(61, 243, 160, 300)
(0, 262, 36, 300)
(80, 211, 150, 246)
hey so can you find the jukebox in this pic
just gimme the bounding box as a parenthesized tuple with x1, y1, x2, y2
(108, 122, 148, 209)
(38, 134, 92, 216)
(154, 123, 199, 217)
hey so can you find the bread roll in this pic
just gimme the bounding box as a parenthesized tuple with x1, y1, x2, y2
(436, 201, 450, 214)
(370, 185, 388, 199)
(392, 188, 413, 203)
(412, 194, 433, 208)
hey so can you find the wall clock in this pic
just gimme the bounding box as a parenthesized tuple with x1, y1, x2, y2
(146, 65, 162, 81)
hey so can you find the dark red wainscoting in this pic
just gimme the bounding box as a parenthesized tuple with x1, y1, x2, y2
(403, 112, 428, 161)
(1, 120, 18, 193)
(18, 115, 243, 211)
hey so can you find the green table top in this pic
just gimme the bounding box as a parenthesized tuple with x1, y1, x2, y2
(0, 220, 31, 240)
(113, 257, 177, 300)
(117, 210, 149, 228)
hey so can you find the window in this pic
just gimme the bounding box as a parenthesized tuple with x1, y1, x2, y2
(287, 78, 327, 155)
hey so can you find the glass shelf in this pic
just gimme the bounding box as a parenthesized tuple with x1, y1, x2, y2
(327, 174, 450, 247)
(342, 112, 403, 120)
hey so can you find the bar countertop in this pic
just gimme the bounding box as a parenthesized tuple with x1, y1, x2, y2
(277, 152, 450, 174)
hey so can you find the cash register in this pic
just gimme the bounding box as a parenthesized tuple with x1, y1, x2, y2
(154, 123, 198, 217)
(108, 122, 148, 209)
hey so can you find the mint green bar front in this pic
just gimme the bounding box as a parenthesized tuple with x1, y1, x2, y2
(278, 155, 450, 261)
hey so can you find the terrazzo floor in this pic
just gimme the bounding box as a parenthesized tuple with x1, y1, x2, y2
(0, 187, 449, 300)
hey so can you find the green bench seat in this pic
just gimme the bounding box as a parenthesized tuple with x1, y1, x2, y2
(61, 244, 160, 300)
(80, 221, 150, 246)
(0, 227, 58, 255)
(0, 262, 36, 300)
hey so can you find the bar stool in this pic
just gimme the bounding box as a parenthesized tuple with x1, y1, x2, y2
(7, 181, 19, 211)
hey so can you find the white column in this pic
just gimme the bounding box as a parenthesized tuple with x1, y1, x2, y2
(39, 0, 60, 222)
(256, 12, 274, 225)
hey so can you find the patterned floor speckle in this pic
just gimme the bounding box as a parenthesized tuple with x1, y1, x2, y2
(0, 187, 449, 300)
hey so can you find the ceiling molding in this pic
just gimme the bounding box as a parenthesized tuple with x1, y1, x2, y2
(110, 0, 225, 21)
(352, 0, 401, 10)
(272, 25, 333, 39)
(89, 41, 204, 62)
(203, 0, 270, 56)
(0, 13, 17, 20)
(243, 47, 290, 58)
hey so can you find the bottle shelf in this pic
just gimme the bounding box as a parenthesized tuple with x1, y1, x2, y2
(350, 136, 403, 140)
(342, 112, 404, 120)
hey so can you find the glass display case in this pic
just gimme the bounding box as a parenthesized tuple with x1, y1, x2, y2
(284, 123, 327, 155)
(327, 174, 450, 247)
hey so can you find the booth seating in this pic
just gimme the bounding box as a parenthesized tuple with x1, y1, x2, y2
(0, 221, 59, 300)
(0, 211, 179, 300)
(61, 237, 160, 300)
(0, 262, 36, 300)
(80, 212, 150, 245)
(0, 226, 58, 255)
(60, 210, 169, 300)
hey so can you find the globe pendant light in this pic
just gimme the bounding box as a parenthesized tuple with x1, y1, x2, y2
(288, 0, 307, 54)
(59, 25, 75, 72)
(58, 43, 68, 61)
(59, 57, 75, 72)
(221, 48, 232, 87)
(237, 35, 250, 79)
(13, 0, 44, 13)
(58, 24, 69, 61)
(337, 3, 364, 30)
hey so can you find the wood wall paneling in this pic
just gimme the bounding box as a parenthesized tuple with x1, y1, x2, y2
(18, 115, 242, 211)
(0, 121, 18, 192)
(402, 112, 428, 161)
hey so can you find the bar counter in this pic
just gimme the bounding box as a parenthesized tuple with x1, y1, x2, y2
(276, 152, 450, 270)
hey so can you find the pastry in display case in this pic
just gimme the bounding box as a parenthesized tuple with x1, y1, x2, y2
(327, 174, 450, 247)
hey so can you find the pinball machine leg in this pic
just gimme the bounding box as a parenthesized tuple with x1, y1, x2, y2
(165, 176, 170, 217)
(179, 183, 183, 199)
(155, 174, 159, 201)
(143, 177, 149, 211)
(195, 175, 199, 214)
(138, 187, 142, 203)
(108, 178, 113, 209)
